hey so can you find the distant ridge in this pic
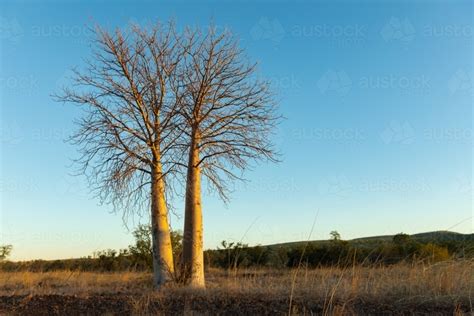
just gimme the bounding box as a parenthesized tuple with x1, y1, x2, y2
(352, 230, 473, 242)
(266, 231, 474, 248)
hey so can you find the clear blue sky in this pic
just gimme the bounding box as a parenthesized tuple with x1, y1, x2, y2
(1, 1, 472, 261)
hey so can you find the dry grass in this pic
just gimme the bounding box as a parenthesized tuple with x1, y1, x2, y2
(0, 260, 473, 314)
(0, 270, 150, 296)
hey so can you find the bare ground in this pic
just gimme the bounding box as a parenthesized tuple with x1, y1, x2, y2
(0, 292, 469, 315)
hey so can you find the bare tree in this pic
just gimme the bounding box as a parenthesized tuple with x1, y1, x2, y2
(178, 27, 280, 288)
(55, 22, 188, 289)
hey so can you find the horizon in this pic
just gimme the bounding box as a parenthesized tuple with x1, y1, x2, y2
(1, 0, 473, 261)
(6, 229, 472, 263)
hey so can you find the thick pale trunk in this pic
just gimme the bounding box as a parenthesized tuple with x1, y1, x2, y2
(150, 164, 175, 289)
(182, 134, 205, 288)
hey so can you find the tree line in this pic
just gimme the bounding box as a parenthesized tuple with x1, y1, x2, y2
(2, 230, 471, 272)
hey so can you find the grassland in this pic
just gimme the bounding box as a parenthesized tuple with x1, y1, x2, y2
(1, 260, 472, 315)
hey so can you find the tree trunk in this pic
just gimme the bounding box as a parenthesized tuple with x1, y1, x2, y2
(150, 164, 175, 289)
(182, 132, 205, 288)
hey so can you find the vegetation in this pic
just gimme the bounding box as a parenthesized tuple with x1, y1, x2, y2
(54, 22, 190, 288)
(207, 232, 466, 269)
(0, 245, 12, 261)
(55, 21, 279, 289)
(1, 261, 472, 314)
(1, 230, 472, 273)
(1, 232, 471, 313)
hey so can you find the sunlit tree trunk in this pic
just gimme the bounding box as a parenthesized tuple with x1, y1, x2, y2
(56, 22, 202, 292)
(177, 26, 279, 289)
(151, 163, 175, 289)
(182, 131, 205, 288)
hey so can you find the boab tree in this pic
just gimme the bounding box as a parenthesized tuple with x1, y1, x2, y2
(179, 28, 280, 287)
(55, 23, 187, 289)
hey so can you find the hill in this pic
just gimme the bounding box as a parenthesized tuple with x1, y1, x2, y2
(266, 230, 473, 248)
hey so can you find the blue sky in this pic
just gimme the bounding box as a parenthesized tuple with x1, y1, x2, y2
(1, 1, 472, 260)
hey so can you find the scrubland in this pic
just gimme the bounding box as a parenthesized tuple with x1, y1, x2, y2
(0, 260, 472, 315)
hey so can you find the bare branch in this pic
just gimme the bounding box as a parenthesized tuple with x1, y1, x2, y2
(178, 25, 281, 202)
(53, 22, 187, 216)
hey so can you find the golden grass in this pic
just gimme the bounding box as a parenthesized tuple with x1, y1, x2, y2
(1, 260, 472, 298)
(1, 260, 472, 314)
(206, 261, 473, 303)
(0, 270, 150, 295)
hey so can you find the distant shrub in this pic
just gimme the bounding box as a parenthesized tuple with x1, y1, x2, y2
(126, 224, 183, 271)
(0, 245, 12, 261)
(330, 231, 341, 241)
(418, 243, 451, 262)
(393, 233, 411, 245)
